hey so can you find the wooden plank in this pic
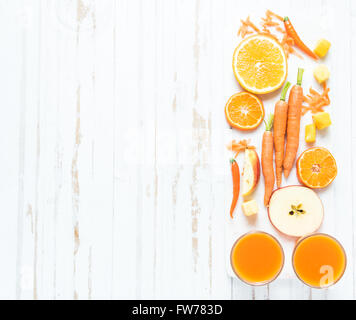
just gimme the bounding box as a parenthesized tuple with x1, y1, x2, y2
(351, 0, 356, 300)
(0, 0, 25, 300)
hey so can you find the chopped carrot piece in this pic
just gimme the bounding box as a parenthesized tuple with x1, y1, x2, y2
(275, 26, 285, 33)
(266, 10, 284, 22)
(238, 16, 260, 38)
(238, 19, 253, 38)
(228, 139, 256, 158)
(302, 84, 331, 115)
(261, 19, 279, 27)
(246, 16, 260, 32)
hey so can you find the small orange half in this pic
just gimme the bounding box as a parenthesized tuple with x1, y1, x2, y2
(297, 147, 337, 189)
(225, 92, 264, 130)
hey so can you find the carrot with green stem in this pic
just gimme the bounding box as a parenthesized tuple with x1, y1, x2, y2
(262, 114, 275, 206)
(284, 17, 319, 60)
(273, 81, 291, 187)
(284, 68, 304, 178)
(229, 158, 240, 218)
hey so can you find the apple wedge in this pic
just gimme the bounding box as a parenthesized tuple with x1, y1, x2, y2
(242, 149, 260, 197)
(268, 186, 324, 237)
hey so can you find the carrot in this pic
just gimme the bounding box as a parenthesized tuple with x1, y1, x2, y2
(262, 114, 275, 207)
(227, 139, 254, 217)
(273, 81, 291, 187)
(284, 17, 319, 60)
(284, 68, 304, 178)
(230, 158, 240, 218)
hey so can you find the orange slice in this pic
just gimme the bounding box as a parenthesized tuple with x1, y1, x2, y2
(296, 147, 337, 189)
(225, 92, 264, 130)
(233, 34, 287, 94)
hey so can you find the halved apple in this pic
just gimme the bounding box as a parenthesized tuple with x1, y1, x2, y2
(268, 186, 324, 237)
(242, 149, 260, 197)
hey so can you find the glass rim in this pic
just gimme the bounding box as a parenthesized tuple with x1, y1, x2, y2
(292, 232, 347, 289)
(230, 230, 285, 286)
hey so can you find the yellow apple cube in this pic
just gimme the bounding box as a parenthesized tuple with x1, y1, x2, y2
(313, 112, 332, 130)
(242, 200, 258, 217)
(305, 123, 316, 143)
(314, 39, 331, 58)
(313, 65, 330, 84)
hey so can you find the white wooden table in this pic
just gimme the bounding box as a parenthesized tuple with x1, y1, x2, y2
(1, 0, 355, 300)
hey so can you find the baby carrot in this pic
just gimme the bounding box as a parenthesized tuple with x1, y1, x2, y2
(230, 158, 240, 218)
(273, 82, 291, 187)
(262, 114, 275, 207)
(284, 68, 304, 178)
(284, 17, 319, 60)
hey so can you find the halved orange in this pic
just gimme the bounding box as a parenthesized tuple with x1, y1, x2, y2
(233, 34, 287, 94)
(296, 147, 337, 189)
(225, 92, 264, 130)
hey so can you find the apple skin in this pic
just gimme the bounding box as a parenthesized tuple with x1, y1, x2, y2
(249, 149, 261, 192)
(242, 148, 261, 197)
(267, 185, 324, 238)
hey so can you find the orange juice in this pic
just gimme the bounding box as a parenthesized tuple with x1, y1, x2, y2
(293, 233, 346, 288)
(231, 232, 284, 285)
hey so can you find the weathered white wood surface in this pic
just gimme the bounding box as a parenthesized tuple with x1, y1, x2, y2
(0, 0, 355, 300)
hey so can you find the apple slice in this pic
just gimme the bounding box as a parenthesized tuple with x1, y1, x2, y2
(268, 186, 324, 237)
(242, 149, 260, 197)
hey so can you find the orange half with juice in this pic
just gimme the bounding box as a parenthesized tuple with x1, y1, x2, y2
(293, 233, 346, 288)
(231, 232, 284, 285)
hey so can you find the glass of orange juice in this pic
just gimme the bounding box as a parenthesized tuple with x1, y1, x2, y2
(230, 231, 284, 285)
(292, 233, 346, 288)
